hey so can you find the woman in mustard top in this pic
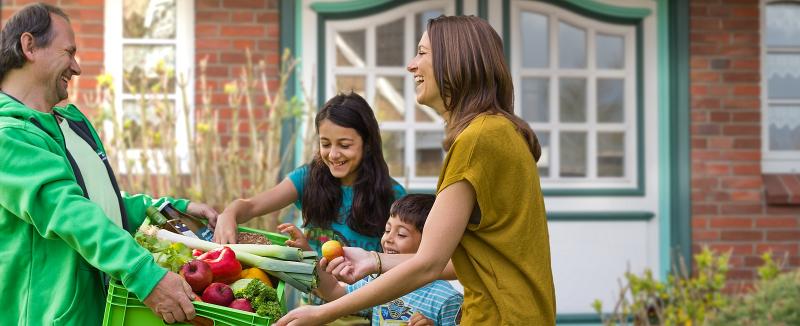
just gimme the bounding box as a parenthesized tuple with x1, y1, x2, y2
(276, 15, 556, 326)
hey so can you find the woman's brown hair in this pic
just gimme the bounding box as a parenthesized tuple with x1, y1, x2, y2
(428, 15, 541, 161)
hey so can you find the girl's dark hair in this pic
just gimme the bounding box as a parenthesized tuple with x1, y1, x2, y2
(0, 3, 70, 82)
(389, 194, 436, 233)
(428, 15, 541, 161)
(302, 92, 396, 237)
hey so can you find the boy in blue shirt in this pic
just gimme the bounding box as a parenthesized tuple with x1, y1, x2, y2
(314, 194, 463, 326)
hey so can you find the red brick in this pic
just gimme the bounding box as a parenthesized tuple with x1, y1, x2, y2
(730, 7, 759, 18)
(196, 24, 220, 36)
(691, 44, 722, 56)
(756, 243, 799, 256)
(694, 230, 720, 241)
(709, 217, 752, 228)
(693, 150, 724, 161)
(222, 0, 267, 9)
(692, 111, 708, 122)
(692, 18, 723, 30)
(755, 217, 798, 228)
(732, 163, 760, 175)
(722, 19, 759, 30)
(709, 112, 730, 122)
(709, 243, 754, 255)
(693, 138, 708, 149)
(731, 111, 760, 122)
(722, 125, 759, 136)
(723, 72, 759, 83)
(221, 25, 265, 37)
(692, 98, 721, 109)
(731, 59, 759, 70)
(693, 204, 719, 215)
(708, 137, 733, 149)
(197, 0, 222, 9)
(721, 230, 763, 241)
(729, 191, 761, 201)
(766, 230, 800, 241)
(720, 204, 762, 214)
(722, 177, 763, 189)
(197, 11, 230, 22)
(693, 124, 721, 136)
(231, 12, 255, 22)
(721, 150, 760, 161)
(733, 138, 759, 149)
(732, 85, 759, 96)
(782, 175, 800, 197)
(197, 39, 233, 49)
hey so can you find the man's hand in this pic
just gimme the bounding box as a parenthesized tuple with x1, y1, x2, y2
(323, 247, 376, 284)
(143, 272, 196, 323)
(277, 223, 312, 251)
(186, 202, 218, 228)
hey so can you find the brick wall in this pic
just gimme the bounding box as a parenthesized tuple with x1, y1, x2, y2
(195, 0, 281, 145)
(690, 0, 800, 289)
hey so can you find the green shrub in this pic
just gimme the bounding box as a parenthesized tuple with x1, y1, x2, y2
(705, 253, 800, 326)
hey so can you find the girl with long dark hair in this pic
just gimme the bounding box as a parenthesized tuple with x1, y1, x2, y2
(213, 92, 405, 255)
(276, 15, 556, 326)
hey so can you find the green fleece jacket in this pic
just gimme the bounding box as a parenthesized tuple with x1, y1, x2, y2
(0, 93, 190, 325)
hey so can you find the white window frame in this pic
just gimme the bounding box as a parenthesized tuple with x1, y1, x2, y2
(511, 1, 638, 190)
(104, 0, 195, 174)
(761, 0, 800, 173)
(324, 1, 455, 190)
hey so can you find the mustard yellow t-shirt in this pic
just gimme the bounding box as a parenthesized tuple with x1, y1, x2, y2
(437, 115, 556, 325)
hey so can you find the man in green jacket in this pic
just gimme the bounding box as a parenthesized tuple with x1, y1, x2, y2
(0, 4, 216, 325)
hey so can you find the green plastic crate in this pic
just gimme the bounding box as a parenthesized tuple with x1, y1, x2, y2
(103, 228, 290, 326)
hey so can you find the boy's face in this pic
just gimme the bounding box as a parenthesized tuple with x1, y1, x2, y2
(381, 216, 422, 254)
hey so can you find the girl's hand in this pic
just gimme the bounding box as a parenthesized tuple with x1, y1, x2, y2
(273, 305, 330, 326)
(186, 202, 218, 227)
(277, 223, 312, 251)
(212, 212, 238, 244)
(408, 312, 434, 326)
(324, 247, 376, 284)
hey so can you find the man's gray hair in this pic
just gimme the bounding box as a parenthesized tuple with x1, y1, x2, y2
(0, 3, 70, 82)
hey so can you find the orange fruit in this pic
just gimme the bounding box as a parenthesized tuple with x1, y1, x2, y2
(321, 240, 344, 261)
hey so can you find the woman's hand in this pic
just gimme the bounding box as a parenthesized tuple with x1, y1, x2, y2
(324, 247, 377, 284)
(277, 223, 312, 251)
(273, 305, 331, 326)
(186, 202, 218, 227)
(212, 212, 238, 244)
(408, 312, 434, 326)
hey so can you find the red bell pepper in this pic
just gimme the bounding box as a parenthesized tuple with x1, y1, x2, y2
(197, 246, 242, 283)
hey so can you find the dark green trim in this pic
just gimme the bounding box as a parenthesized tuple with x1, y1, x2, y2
(557, 313, 602, 324)
(668, 0, 692, 272)
(279, 0, 299, 177)
(509, 0, 647, 197)
(456, 0, 463, 16)
(548, 212, 655, 222)
(477, 0, 488, 19)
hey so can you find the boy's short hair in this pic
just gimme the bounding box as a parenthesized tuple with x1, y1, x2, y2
(389, 194, 436, 233)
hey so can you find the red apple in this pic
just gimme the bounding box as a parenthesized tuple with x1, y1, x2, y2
(201, 282, 235, 306)
(180, 260, 213, 293)
(228, 298, 254, 312)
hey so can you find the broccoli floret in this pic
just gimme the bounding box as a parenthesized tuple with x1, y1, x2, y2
(234, 278, 281, 319)
(255, 301, 282, 321)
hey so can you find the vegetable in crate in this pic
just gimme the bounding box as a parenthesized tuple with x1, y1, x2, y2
(231, 278, 283, 320)
(134, 232, 193, 272)
(197, 247, 242, 284)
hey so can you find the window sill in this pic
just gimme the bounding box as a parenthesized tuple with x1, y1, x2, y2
(762, 174, 800, 205)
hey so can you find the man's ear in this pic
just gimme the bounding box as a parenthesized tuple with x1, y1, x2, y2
(20, 32, 36, 61)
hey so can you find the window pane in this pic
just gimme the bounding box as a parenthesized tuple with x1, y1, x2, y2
(766, 54, 800, 100)
(415, 131, 444, 177)
(335, 29, 366, 67)
(597, 78, 624, 123)
(521, 77, 549, 122)
(122, 99, 174, 149)
(521, 11, 549, 68)
(123, 45, 176, 94)
(766, 3, 800, 47)
(596, 33, 624, 69)
(537, 131, 550, 177)
(382, 131, 406, 177)
(377, 18, 405, 67)
(559, 78, 586, 122)
(374, 76, 405, 123)
(123, 0, 176, 39)
(597, 132, 625, 177)
(768, 105, 800, 151)
(334, 75, 365, 98)
(560, 131, 586, 177)
(415, 10, 444, 46)
(559, 21, 586, 68)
